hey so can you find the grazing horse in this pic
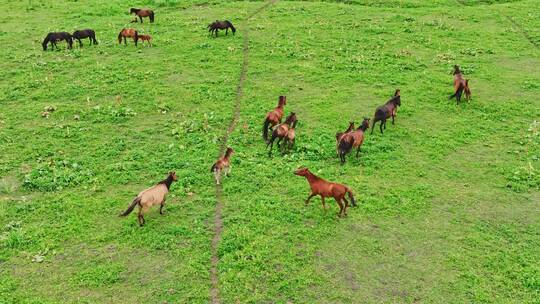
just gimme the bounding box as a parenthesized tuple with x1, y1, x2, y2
(72, 29, 98, 47)
(119, 171, 178, 226)
(118, 28, 138, 46)
(338, 118, 370, 164)
(208, 20, 236, 37)
(449, 65, 471, 104)
(371, 89, 401, 135)
(211, 147, 234, 185)
(335, 121, 355, 155)
(130, 8, 154, 23)
(294, 167, 356, 217)
(267, 112, 297, 156)
(138, 34, 152, 46)
(283, 119, 297, 152)
(42, 32, 72, 51)
(262, 96, 286, 141)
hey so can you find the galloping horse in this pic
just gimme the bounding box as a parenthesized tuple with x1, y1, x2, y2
(294, 167, 356, 217)
(262, 96, 286, 141)
(449, 65, 471, 104)
(72, 29, 98, 47)
(208, 20, 236, 37)
(118, 28, 138, 46)
(335, 121, 355, 155)
(371, 89, 401, 135)
(267, 112, 297, 156)
(42, 32, 72, 50)
(130, 8, 155, 23)
(119, 172, 178, 226)
(338, 118, 370, 164)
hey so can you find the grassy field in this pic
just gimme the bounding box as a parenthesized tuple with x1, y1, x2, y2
(1, 0, 539, 303)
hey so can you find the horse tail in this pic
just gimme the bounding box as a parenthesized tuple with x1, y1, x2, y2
(119, 197, 141, 217)
(346, 188, 357, 207)
(338, 137, 353, 155)
(149, 11, 155, 23)
(465, 79, 469, 87)
(449, 82, 464, 99)
(118, 29, 123, 44)
(262, 118, 271, 141)
(210, 163, 216, 173)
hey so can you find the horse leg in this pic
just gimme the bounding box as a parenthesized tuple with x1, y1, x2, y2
(226, 28, 228, 36)
(321, 196, 327, 211)
(137, 206, 145, 226)
(139, 15, 143, 23)
(214, 169, 221, 185)
(124, 37, 127, 45)
(78, 39, 82, 47)
(392, 113, 395, 125)
(160, 198, 166, 215)
(305, 193, 316, 205)
(342, 197, 349, 216)
(371, 118, 377, 135)
(336, 199, 344, 217)
(379, 120, 384, 134)
(355, 146, 361, 158)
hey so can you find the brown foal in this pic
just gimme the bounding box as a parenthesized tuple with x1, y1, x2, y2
(211, 147, 233, 185)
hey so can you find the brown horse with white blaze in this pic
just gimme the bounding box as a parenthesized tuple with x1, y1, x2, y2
(449, 65, 471, 104)
(119, 171, 178, 226)
(294, 167, 356, 217)
(262, 96, 286, 141)
(118, 28, 138, 46)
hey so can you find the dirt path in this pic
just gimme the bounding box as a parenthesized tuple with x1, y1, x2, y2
(210, 2, 277, 303)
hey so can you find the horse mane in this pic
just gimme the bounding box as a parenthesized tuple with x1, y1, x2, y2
(130, 8, 140, 13)
(386, 95, 400, 105)
(157, 173, 174, 189)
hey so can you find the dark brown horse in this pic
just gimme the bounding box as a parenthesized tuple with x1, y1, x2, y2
(118, 28, 138, 46)
(72, 29, 97, 47)
(294, 167, 356, 217)
(267, 112, 297, 156)
(449, 65, 471, 104)
(130, 8, 154, 23)
(42, 32, 72, 51)
(335, 121, 355, 155)
(208, 20, 236, 37)
(338, 118, 370, 164)
(371, 89, 401, 135)
(262, 96, 286, 141)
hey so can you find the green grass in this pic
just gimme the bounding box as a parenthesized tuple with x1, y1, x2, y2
(1, 0, 539, 303)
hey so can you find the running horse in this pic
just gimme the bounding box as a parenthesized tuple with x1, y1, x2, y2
(338, 118, 370, 164)
(371, 89, 401, 135)
(130, 8, 155, 23)
(449, 65, 471, 104)
(262, 96, 286, 141)
(267, 112, 297, 156)
(294, 167, 357, 217)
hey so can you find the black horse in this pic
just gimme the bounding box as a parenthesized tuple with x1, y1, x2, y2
(42, 32, 73, 51)
(208, 20, 236, 37)
(72, 29, 98, 47)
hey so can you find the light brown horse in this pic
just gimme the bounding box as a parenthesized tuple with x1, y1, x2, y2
(294, 167, 356, 217)
(283, 119, 297, 152)
(262, 96, 286, 141)
(338, 118, 370, 164)
(449, 65, 471, 104)
(130, 8, 154, 23)
(119, 172, 178, 226)
(267, 112, 297, 156)
(118, 28, 138, 46)
(138, 34, 152, 46)
(335, 121, 355, 155)
(371, 89, 401, 135)
(211, 147, 234, 185)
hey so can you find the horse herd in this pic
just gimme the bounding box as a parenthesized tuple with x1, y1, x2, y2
(37, 6, 473, 224)
(42, 7, 236, 50)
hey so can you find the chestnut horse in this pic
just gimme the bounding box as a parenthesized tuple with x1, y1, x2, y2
(211, 147, 234, 185)
(138, 34, 152, 46)
(335, 121, 355, 155)
(294, 167, 356, 217)
(262, 96, 286, 141)
(118, 28, 138, 46)
(208, 20, 236, 37)
(267, 112, 297, 156)
(283, 119, 297, 152)
(130, 8, 154, 23)
(119, 172, 177, 226)
(449, 65, 471, 104)
(338, 118, 370, 164)
(371, 89, 401, 135)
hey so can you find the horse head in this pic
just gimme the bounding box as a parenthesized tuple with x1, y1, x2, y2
(360, 117, 371, 130)
(294, 167, 309, 177)
(279, 95, 286, 106)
